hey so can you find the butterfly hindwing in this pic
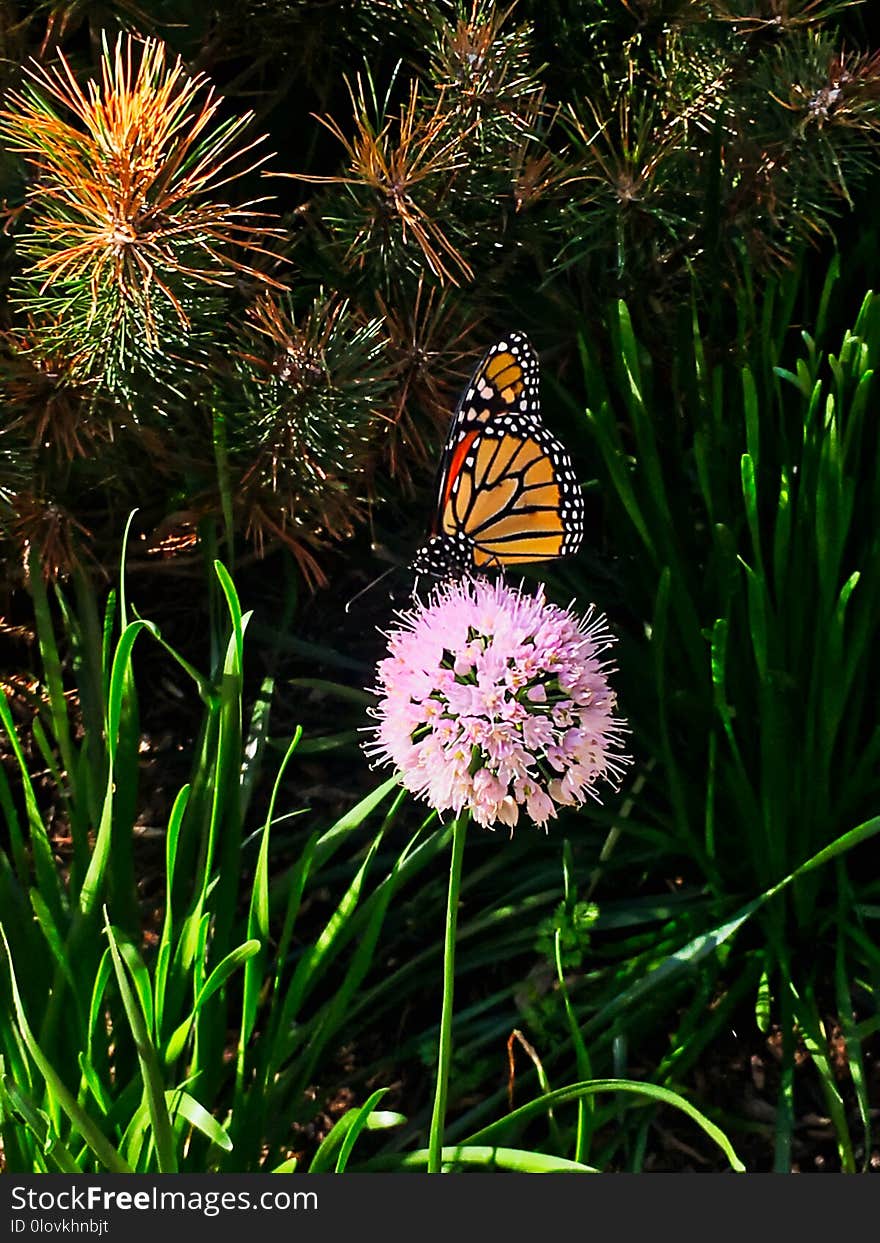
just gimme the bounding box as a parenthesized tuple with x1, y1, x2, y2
(415, 332, 584, 578)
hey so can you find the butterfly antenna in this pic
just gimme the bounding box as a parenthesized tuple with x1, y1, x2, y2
(344, 563, 397, 613)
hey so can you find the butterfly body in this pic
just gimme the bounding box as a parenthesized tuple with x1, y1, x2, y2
(412, 332, 585, 579)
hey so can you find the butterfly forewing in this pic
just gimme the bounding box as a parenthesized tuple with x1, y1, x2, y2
(418, 332, 584, 578)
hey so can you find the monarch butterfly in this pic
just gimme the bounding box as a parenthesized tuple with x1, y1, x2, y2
(412, 332, 585, 579)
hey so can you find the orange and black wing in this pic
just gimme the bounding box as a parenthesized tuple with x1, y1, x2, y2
(414, 333, 585, 577)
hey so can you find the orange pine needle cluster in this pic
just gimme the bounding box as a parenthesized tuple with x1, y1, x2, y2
(432, 0, 544, 138)
(0, 35, 284, 348)
(291, 77, 473, 285)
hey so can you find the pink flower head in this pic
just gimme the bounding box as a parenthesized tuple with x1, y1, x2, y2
(364, 577, 631, 831)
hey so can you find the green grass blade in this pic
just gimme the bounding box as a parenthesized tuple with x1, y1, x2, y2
(0, 763, 28, 886)
(79, 620, 150, 916)
(463, 1079, 744, 1172)
(237, 729, 303, 1094)
(0, 691, 64, 923)
(154, 785, 191, 1037)
(28, 569, 78, 829)
(103, 914, 177, 1173)
(791, 990, 854, 1173)
(213, 559, 244, 669)
(554, 929, 593, 1164)
(172, 1089, 233, 1154)
(165, 941, 260, 1064)
(368, 1145, 598, 1173)
(307, 1088, 391, 1173)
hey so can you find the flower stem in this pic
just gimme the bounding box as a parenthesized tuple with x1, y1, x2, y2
(427, 810, 469, 1173)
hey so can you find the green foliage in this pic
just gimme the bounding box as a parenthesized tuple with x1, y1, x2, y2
(579, 264, 880, 891)
(537, 260, 880, 1171)
(0, 554, 745, 1173)
(0, 554, 414, 1170)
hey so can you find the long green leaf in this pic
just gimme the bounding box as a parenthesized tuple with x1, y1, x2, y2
(103, 915, 177, 1173)
(364, 1146, 597, 1173)
(464, 1079, 744, 1172)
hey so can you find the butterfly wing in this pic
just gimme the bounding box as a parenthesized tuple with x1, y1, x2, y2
(419, 333, 584, 575)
